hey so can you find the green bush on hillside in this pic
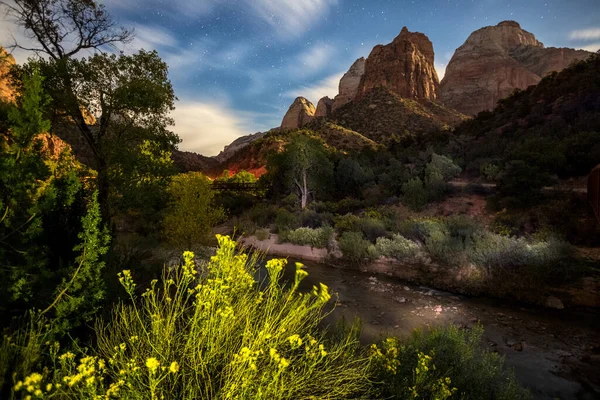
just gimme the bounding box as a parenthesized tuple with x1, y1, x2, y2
(375, 234, 422, 262)
(371, 324, 530, 399)
(402, 178, 428, 211)
(338, 231, 378, 263)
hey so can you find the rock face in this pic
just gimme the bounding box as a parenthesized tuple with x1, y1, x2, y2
(440, 21, 593, 116)
(280, 97, 316, 130)
(0, 46, 16, 102)
(215, 130, 269, 163)
(315, 96, 334, 118)
(356, 27, 439, 102)
(332, 57, 365, 111)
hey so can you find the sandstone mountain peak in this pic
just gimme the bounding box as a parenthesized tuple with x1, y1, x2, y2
(332, 57, 365, 112)
(356, 27, 438, 101)
(280, 96, 316, 130)
(440, 21, 592, 115)
(497, 20, 522, 28)
(315, 96, 333, 118)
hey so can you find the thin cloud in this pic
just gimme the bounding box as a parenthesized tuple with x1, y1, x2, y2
(171, 100, 273, 156)
(288, 42, 336, 78)
(105, 0, 218, 18)
(435, 63, 446, 80)
(284, 72, 343, 105)
(577, 43, 600, 52)
(246, 0, 338, 39)
(569, 28, 600, 41)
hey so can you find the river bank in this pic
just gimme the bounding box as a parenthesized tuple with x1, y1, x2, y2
(241, 234, 600, 309)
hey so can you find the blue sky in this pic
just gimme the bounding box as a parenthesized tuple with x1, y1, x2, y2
(2, 0, 599, 155)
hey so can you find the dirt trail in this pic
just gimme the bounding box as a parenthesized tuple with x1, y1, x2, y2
(273, 258, 600, 400)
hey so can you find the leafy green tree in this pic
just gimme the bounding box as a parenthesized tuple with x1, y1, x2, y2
(1, 0, 178, 222)
(402, 178, 428, 211)
(267, 133, 333, 209)
(163, 173, 225, 248)
(335, 158, 373, 199)
(425, 153, 462, 181)
(0, 68, 89, 320)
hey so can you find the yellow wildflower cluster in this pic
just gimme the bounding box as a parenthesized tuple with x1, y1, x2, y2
(14, 372, 47, 397)
(370, 338, 400, 374)
(118, 269, 136, 294)
(232, 346, 262, 370)
(62, 356, 105, 388)
(287, 334, 303, 348)
(311, 283, 331, 303)
(182, 251, 197, 278)
(145, 357, 160, 374)
(269, 347, 290, 369)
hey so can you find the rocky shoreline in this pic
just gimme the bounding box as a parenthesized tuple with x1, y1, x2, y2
(241, 234, 600, 310)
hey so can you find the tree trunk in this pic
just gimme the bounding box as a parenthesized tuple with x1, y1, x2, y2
(301, 169, 308, 209)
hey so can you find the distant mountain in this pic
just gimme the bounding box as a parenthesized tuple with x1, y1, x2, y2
(440, 21, 593, 116)
(453, 53, 600, 178)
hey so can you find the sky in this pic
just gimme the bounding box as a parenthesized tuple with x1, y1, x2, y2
(1, 0, 599, 156)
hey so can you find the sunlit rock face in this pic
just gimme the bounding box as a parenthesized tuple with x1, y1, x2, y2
(355, 27, 439, 102)
(332, 57, 365, 112)
(440, 21, 593, 116)
(280, 97, 316, 130)
(0, 46, 16, 103)
(315, 96, 334, 118)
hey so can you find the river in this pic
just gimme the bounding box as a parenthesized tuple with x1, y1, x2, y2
(260, 257, 600, 400)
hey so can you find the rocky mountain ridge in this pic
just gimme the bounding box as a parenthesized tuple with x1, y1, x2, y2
(439, 21, 593, 116)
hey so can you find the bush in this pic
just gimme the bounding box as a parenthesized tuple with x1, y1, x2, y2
(425, 171, 447, 202)
(280, 227, 333, 249)
(163, 172, 225, 248)
(375, 234, 422, 262)
(334, 213, 361, 233)
(370, 325, 530, 399)
(300, 209, 334, 228)
(425, 153, 462, 181)
(246, 203, 278, 227)
(355, 218, 388, 243)
(275, 208, 301, 232)
(255, 228, 270, 241)
(10, 236, 370, 399)
(338, 232, 377, 264)
(402, 178, 428, 211)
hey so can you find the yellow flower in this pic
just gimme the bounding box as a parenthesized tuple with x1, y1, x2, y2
(287, 334, 303, 347)
(45, 383, 53, 392)
(169, 361, 179, 373)
(146, 357, 160, 374)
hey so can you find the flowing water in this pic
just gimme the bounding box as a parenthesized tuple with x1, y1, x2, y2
(262, 257, 600, 400)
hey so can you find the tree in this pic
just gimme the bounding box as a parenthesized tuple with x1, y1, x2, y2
(163, 173, 225, 249)
(1, 0, 178, 222)
(267, 133, 333, 209)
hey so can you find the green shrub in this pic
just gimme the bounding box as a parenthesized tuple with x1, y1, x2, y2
(480, 163, 500, 181)
(402, 178, 428, 211)
(425, 154, 462, 181)
(338, 231, 377, 264)
(397, 218, 444, 243)
(255, 228, 270, 241)
(281, 227, 333, 249)
(246, 203, 278, 227)
(334, 213, 361, 233)
(10, 236, 370, 399)
(275, 208, 301, 233)
(375, 234, 421, 262)
(425, 171, 447, 202)
(355, 218, 388, 243)
(370, 325, 530, 399)
(300, 209, 334, 228)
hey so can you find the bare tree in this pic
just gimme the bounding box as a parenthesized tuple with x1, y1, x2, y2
(1, 0, 133, 59)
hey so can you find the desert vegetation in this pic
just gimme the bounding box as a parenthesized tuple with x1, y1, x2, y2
(1, 0, 598, 398)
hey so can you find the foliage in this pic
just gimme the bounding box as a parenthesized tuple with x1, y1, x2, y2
(0, 68, 87, 318)
(49, 191, 110, 335)
(279, 226, 334, 249)
(255, 228, 270, 241)
(163, 172, 225, 248)
(338, 231, 377, 264)
(375, 234, 422, 262)
(425, 153, 462, 181)
(266, 133, 334, 209)
(371, 325, 529, 399)
(9, 236, 371, 399)
(274, 208, 300, 233)
(402, 178, 428, 211)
